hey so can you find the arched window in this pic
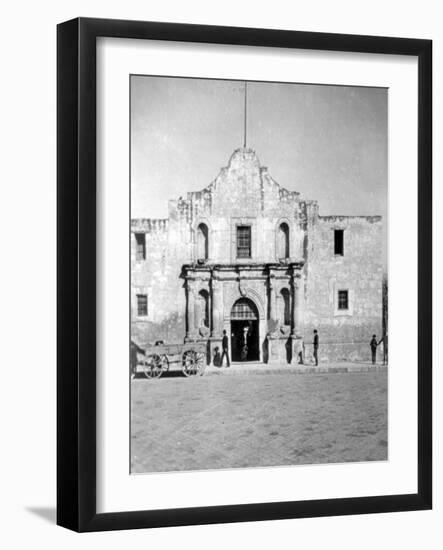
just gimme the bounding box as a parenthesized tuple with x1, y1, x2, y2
(231, 298, 258, 320)
(198, 289, 210, 328)
(280, 288, 291, 325)
(277, 223, 290, 259)
(196, 223, 208, 260)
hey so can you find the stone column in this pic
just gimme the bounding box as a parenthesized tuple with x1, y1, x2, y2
(208, 285, 212, 334)
(208, 276, 223, 367)
(293, 274, 304, 337)
(268, 276, 276, 325)
(185, 280, 196, 340)
(211, 277, 222, 337)
(193, 283, 200, 332)
(290, 277, 296, 337)
(289, 273, 304, 364)
(266, 272, 280, 363)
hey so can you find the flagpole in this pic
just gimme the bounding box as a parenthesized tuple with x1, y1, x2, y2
(243, 81, 247, 148)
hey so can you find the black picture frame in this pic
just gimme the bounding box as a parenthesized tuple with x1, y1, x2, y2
(57, 17, 432, 532)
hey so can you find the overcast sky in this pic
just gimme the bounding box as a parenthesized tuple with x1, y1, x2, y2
(131, 76, 387, 223)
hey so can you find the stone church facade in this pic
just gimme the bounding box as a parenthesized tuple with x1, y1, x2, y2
(131, 148, 383, 364)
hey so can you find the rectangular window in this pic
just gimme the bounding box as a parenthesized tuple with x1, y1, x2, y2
(135, 233, 146, 260)
(236, 226, 251, 258)
(338, 290, 349, 310)
(137, 294, 148, 316)
(334, 229, 344, 255)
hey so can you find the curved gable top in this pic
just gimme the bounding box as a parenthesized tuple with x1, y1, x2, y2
(184, 148, 301, 218)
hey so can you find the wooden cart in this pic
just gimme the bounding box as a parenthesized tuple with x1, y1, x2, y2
(137, 341, 207, 379)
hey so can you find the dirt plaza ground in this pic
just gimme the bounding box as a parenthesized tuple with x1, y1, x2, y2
(131, 368, 387, 474)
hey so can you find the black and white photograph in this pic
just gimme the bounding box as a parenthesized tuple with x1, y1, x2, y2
(0, 0, 437, 543)
(130, 76, 388, 474)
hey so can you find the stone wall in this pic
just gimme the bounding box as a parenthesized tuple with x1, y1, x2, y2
(303, 215, 383, 362)
(131, 148, 384, 364)
(131, 218, 188, 344)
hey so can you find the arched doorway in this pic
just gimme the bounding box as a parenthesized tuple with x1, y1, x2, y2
(230, 298, 259, 362)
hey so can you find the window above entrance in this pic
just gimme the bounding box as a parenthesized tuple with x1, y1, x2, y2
(236, 226, 251, 258)
(231, 298, 258, 320)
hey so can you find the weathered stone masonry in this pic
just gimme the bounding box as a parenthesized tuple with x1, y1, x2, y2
(131, 148, 383, 363)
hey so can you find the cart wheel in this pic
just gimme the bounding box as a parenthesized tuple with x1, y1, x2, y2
(142, 354, 167, 379)
(182, 350, 206, 377)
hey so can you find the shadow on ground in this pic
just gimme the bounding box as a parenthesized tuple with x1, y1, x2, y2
(26, 507, 56, 524)
(134, 370, 186, 379)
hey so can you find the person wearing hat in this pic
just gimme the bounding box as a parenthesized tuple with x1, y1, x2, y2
(221, 329, 230, 367)
(313, 329, 319, 366)
(370, 334, 378, 365)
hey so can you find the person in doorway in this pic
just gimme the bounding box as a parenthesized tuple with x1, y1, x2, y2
(313, 329, 319, 366)
(241, 326, 249, 361)
(370, 334, 378, 365)
(221, 329, 230, 367)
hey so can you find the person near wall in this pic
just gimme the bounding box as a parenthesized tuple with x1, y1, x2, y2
(221, 329, 230, 367)
(313, 329, 319, 366)
(370, 334, 378, 365)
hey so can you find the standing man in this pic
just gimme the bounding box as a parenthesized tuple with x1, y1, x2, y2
(313, 329, 319, 366)
(370, 334, 378, 365)
(221, 329, 230, 367)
